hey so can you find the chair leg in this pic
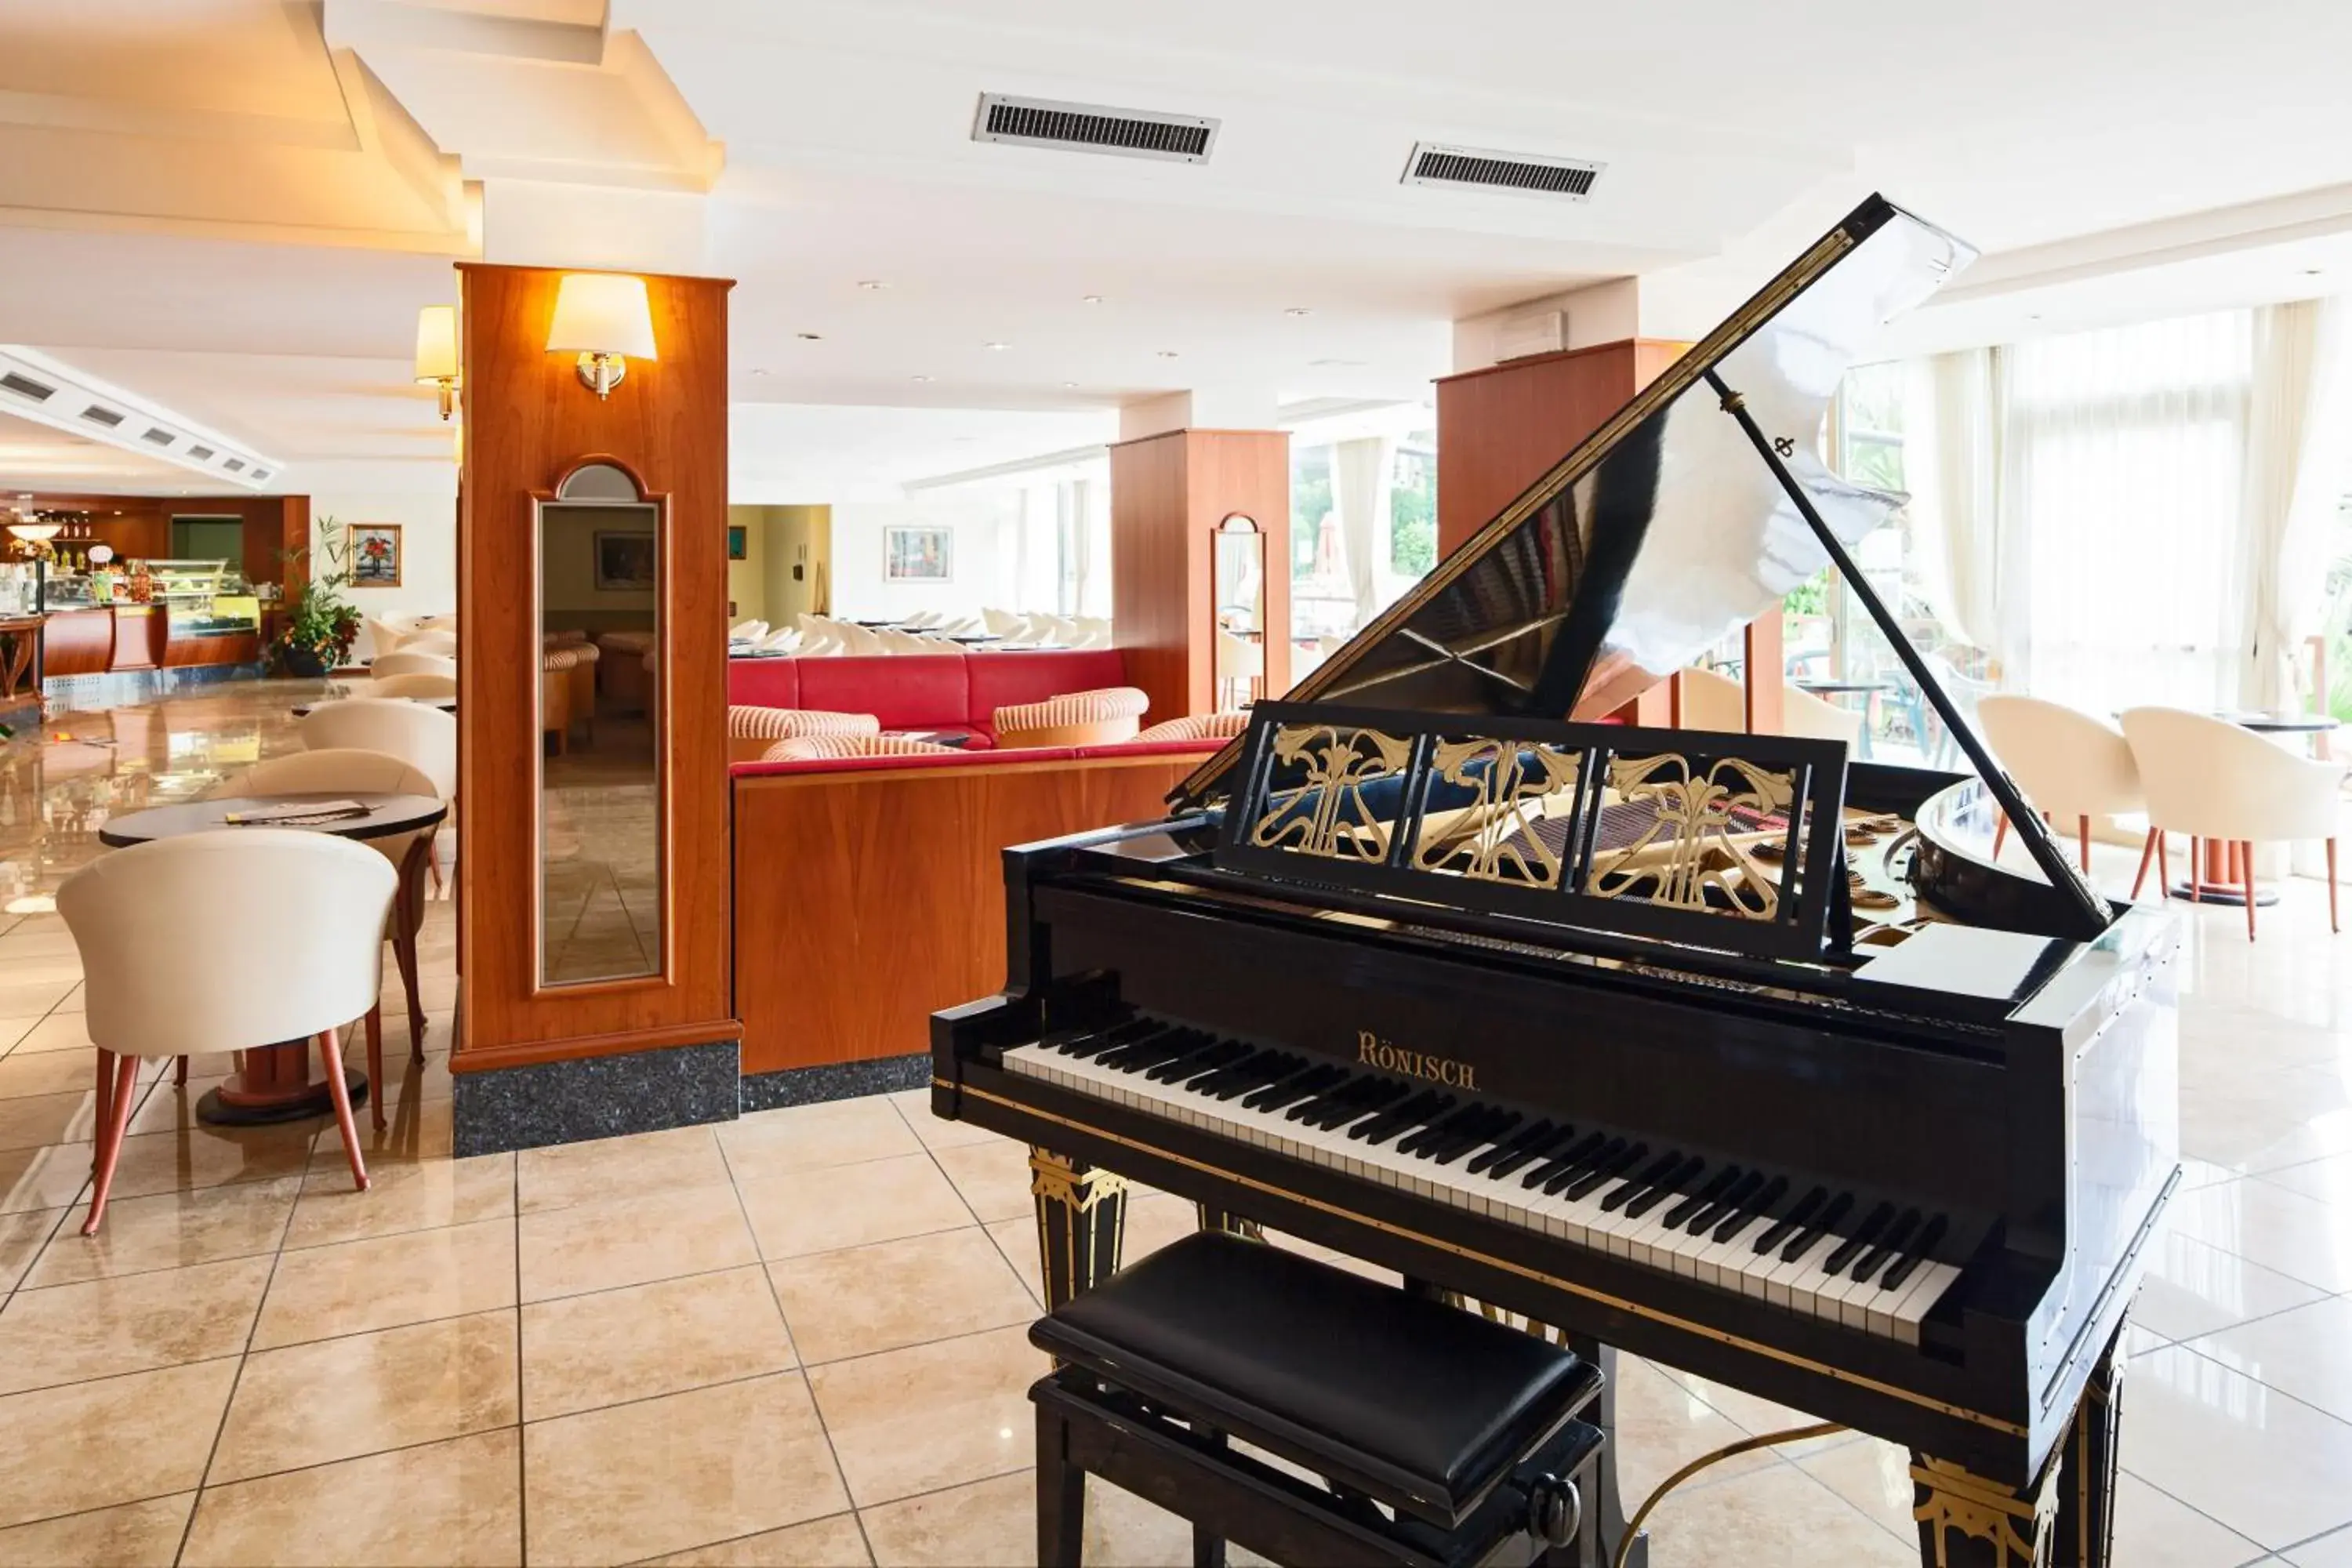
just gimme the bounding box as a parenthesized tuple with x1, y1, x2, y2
(2330, 839, 2341, 934)
(1036, 1401, 1086, 1568)
(90, 1048, 115, 1175)
(173, 1054, 187, 1086)
(2078, 815, 2092, 875)
(2156, 830, 2170, 898)
(396, 922, 426, 1057)
(318, 1029, 369, 1192)
(82, 1052, 140, 1235)
(364, 1003, 386, 1132)
(1993, 814, 2009, 859)
(2131, 829, 2161, 900)
(1192, 1424, 1229, 1568)
(2241, 840, 2257, 941)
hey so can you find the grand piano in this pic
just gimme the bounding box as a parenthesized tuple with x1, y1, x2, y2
(932, 194, 2180, 1568)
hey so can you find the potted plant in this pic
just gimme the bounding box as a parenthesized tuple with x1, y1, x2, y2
(267, 523, 363, 677)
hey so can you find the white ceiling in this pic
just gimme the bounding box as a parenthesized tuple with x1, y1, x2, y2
(0, 408, 196, 495)
(3, 0, 2352, 500)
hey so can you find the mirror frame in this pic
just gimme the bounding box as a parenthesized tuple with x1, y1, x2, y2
(1211, 511, 1265, 710)
(532, 453, 670, 993)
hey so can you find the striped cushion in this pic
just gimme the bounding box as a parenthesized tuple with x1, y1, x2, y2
(992, 685, 1150, 734)
(568, 642, 601, 666)
(728, 706, 880, 741)
(1134, 711, 1251, 743)
(760, 733, 957, 762)
(543, 648, 579, 671)
(597, 630, 656, 655)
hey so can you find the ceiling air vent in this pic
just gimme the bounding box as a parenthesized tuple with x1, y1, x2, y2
(140, 427, 175, 447)
(81, 405, 125, 428)
(187, 445, 215, 461)
(0, 372, 55, 402)
(221, 458, 245, 473)
(1402, 142, 1603, 201)
(973, 93, 1218, 164)
(249, 468, 270, 482)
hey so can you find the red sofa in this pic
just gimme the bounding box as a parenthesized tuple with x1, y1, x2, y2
(727, 648, 1130, 748)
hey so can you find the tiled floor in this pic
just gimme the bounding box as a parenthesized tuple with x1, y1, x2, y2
(0, 684, 2348, 1564)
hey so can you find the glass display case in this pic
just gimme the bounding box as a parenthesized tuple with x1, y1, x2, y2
(149, 560, 260, 636)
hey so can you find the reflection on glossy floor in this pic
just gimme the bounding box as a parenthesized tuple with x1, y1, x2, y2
(1, 683, 2350, 1565)
(543, 712, 659, 985)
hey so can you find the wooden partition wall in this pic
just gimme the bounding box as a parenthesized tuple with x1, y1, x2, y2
(1108, 428, 1290, 723)
(453, 263, 738, 1087)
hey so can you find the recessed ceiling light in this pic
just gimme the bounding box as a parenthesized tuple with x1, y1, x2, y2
(1283, 307, 1312, 318)
(2305, 267, 2326, 276)
(858, 280, 887, 291)
(911, 374, 934, 383)
(795, 332, 822, 341)
(2025, 313, 2043, 321)
(750, 368, 770, 377)
(1156, 350, 1180, 359)
(1062, 381, 1079, 389)
(983, 341, 1009, 351)
(1081, 295, 1104, 305)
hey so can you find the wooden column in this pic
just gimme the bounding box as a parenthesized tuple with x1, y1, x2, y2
(1109, 428, 1290, 723)
(452, 263, 739, 1087)
(1435, 339, 1687, 557)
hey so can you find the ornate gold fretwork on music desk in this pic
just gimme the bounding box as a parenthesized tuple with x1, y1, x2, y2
(1028, 1146, 1128, 1311)
(1588, 753, 1797, 919)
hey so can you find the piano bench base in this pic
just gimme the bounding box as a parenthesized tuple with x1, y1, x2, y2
(1033, 1370, 1604, 1568)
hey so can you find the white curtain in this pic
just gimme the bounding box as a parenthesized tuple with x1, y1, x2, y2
(2238, 297, 2352, 710)
(1901, 348, 2007, 659)
(1998, 310, 2255, 716)
(1330, 437, 1394, 630)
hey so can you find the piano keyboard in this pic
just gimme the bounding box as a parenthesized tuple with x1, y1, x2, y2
(1003, 1022, 1962, 1346)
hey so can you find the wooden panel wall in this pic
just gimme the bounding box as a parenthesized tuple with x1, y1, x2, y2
(1108, 428, 1290, 723)
(454, 263, 738, 1074)
(1435, 339, 1686, 557)
(7, 492, 307, 590)
(732, 753, 1211, 1073)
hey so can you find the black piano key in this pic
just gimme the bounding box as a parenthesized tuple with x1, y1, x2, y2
(1467, 1119, 1554, 1177)
(1097, 1026, 1200, 1073)
(1404, 1103, 1497, 1160)
(1145, 1037, 1243, 1082)
(1058, 1018, 1158, 1060)
(1879, 1214, 1949, 1292)
(1390, 1098, 1471, 1156)
(1213, 1053, 1305, 1100)
(1246, 1064, 1342, 1113)
(1534, 1133, 1609, 1194)
(1557, 1139, 1642, 1200)
(1490, 1123, 1578, 1181)
(1662, 1165, 1740, 1231)
(1713, 1175, 1788, 1244)
(1308, 1079, 1406, 1130)
(1779, 1192, 1854, 1263)
(1601, 1149, 1679, 1211)
(1286, 1075, 1381, 1123)
(1356, 1091, 1453, 1145)
(1183, 1047, 1278, 1097)
(1820, 1202, 1897, 1276)
(1754, 1187, 1828, 1254)
(1434, 1109, 1519, 1166)
(1689, 1170, 1766, 1236)
(1621, 1156, 1704, 1221)
(1851, 1208, 1922, 1283)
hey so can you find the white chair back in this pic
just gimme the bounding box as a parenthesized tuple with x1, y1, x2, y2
(298, 699, 456, 798)
(216, 750, 441, 906)
(398, 631, 459, 657)
(371, 652, 456, 680)
(411, 614, 458, 633)
(2120, 706, 2347, 841)
(364, 615, 416, 661)
(60, 832, 396, 1058)
(368, 673, 459, 702)
(730, 619, 770, 641)
(1977, 696, 2143, 820)
(981, 608, 1019, 637)
(836, 622, 888, 656)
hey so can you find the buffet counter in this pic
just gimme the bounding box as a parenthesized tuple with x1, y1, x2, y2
(43, 560, 264, 677)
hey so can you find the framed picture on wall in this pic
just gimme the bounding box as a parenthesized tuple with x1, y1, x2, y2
(593, 531, 658, 591)
(347, 524, 402, 588)
(727, 525, 748, 561)
(884, 524, 952, 583)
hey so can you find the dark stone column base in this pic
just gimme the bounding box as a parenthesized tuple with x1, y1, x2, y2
(452, 1039, 740, 1157)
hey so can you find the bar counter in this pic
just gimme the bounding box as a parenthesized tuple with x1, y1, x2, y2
(43, 605, 261, 677)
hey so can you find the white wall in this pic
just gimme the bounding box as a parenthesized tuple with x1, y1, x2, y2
(828, 492, 1023, 622)
(302, 460, 459, 659)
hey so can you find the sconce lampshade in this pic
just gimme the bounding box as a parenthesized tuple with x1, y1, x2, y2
(546, 274, 658, 361)
(412, 305, 459, 384)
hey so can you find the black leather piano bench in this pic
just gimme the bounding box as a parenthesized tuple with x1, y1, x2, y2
(1029, 1231, 1606, 1568)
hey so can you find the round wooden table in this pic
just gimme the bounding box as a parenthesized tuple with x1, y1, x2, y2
(97, 792, 448, 1126)
(289, 690, 457, 717)
(2171, 711, 2341, 906)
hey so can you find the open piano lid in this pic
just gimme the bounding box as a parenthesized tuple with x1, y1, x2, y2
(1172, 193, 2111, 941)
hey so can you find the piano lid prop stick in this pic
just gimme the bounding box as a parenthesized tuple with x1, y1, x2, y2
(1700, 367, 2110, 941)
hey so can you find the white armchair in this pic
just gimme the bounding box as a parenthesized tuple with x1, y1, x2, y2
(1674, 667, 1864, 748)
(2120, 706, 2346, 938)
(1976, 695, 2147, 880)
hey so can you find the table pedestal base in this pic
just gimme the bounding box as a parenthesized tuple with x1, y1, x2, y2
(2169, 880, 2280, 908)
(195, 1040, 368, 1127)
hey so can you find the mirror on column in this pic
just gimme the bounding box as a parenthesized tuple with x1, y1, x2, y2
(1212, 513, 1265, 713)
(535, 460, 662, 986)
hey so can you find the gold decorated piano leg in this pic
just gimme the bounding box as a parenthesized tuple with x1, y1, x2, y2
(2053, 1324, 2126, 1567)
(1908, 1451, 2062, 1567)
(1193, 1203, 1263, 1241)
(1029, 1145, 1128, 1310)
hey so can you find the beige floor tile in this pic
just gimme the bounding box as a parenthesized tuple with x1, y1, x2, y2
(927, 1140, 1035, 1224)
(2107, 1470, 2273, 1566)
(2122, 1342, 2352, 1550)
(25, 1175, 299, 1288)
(210, 1308, 520, 1483)
(643, 1512, 873, 1566)
(1610, 1355, 1780, 1508)
(103, 1121, 319, 1202)
(2292, 1524, 2352, 1565)
(0, 1089, 101, 1151)
(808, 1324, 1044, 1507)
(0, 931, 85, 961)
(1638, 1457, 1914, 1566)
(2189, 1295, 2352, 1426)
(254, 1214, 516, 1348)
(45, 985, 83, 1017)
(517, 1123, 733, 1215)
(5, 1012, 97, 1055)
(735, 1153, 972, 1261)
(0, 1207, 60, 1291)
(522, 1265, 796, 1421)
(517, 1181, 757, 1304)
(856, 1468, 1228, 1568)
(285, 1150, 514, 1250)
(2134, 1225, 2332, 1346)
(313, 1094, 454, 1167)
(719, 1097, 924, 1183)
(0, 1492, 194, 1567)
(0, 1359, 238, 1528)
(0, 956, 85, 988)
(2164, 1177, 2352, 1294)
(888, 1087, 996, 1151)
(524, 1373, 850, 1566)
(0, 980, 77, 1022)
(769, 1227, 1036, 1366)
(0, 1050, 108, 1102)
(1123, 1192, 1203, 1262)
(181, 1427, 521, 1567)
(342, 1040, 453, 1105)
(0, 1254, 270, 1395)
(982, 1216, 1044, 1308)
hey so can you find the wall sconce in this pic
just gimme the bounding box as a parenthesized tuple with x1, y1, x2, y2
(414, 305, 461, 421)
(546, 274, 656, 400)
